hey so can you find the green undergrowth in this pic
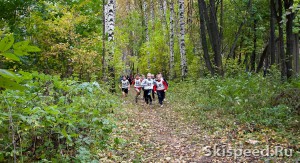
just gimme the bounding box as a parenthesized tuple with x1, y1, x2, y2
(169, 73, 300, 147)
(0, 72, 120, 162)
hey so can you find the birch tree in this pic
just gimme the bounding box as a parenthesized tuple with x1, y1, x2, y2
(178, 0, 187, 79)
(150, 0, 155, 23)
(102, 0, 106, 79)
(143, 0, 150, 69)
(160, 0, 168, 30)
(169, 0, 175, 79)
(105, 0, 116, 91)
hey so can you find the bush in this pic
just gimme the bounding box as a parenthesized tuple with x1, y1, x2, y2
(169, 73, 299, 131)
(0, 72, 119, 162)
(272, 88, 300, 114)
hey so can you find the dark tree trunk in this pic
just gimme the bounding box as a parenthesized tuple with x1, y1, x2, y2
(275, 0, 286, 79)
(270, 0, 276, 65)
(284, 0, 294, 79)
(199, 0, 223, 75)
(250, 19, 257, 72)
(256, 43, 270, 73)
(209, 0, 223, 75)
(219, 0, 224, 51)
(294, 34, 299, 75)
(198, 0, 214, 75)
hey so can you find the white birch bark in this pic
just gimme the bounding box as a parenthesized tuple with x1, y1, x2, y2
(105, 0, 116, 91)
(106, 0, 116, 42)
(143, 0, 150, 69)
(169, 0, 175, 79)
(150, 0, 155, 22)
(178, 0, 187, 79)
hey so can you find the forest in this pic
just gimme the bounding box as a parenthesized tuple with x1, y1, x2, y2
(0, 0, 299, 162)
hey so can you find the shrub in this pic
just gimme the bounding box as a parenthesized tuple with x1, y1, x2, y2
(0, 72, 119, 162)
(169, 73, 299, 132)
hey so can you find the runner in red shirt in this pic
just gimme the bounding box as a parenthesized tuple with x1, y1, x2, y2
(153, 74, 168, 107)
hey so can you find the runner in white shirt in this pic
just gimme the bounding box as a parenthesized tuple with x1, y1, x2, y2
(141, 73, 154, 105)
(119, 76, 130, 99)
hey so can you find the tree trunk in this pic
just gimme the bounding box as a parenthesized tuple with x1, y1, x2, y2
(270, 0, 276, 65)
(199, 0, 223, 75)
(275, 0, 286, 79)
(143, 0, 150, 69)
(106, 0, 116, 92)
(169, 0, 175, 79)
(250, 19, 257, 72)
(294, 34, 299, 75)
(187, 0, 193, 32)
(179, 0, 187, 79)
(150, 0, 155, 23)
(208, 0, 222, 75)
(284, 0, 294, 79)
(197, 0, 214, 75)
(256, 42, 270, 73)
(159, 0, 168, 31)
(102, 0, 106, 80)
(219, 0, 224, 51)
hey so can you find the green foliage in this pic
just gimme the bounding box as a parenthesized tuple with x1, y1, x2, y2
(0, 72, 119, 162)
(223, 59, 245, 77)
(0, 34, 41, 90)
(169, 73, 299, 132)
(271, 88, 300, 114)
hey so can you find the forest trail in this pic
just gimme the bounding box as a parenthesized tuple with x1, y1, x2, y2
(101, 89, 232, 162)
(112, 92, 209, 162)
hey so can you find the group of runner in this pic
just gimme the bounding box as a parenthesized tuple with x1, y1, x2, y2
(119, 73, 168, 107)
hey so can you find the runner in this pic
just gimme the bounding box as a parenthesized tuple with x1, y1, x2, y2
(132, 74, 143, 103)
(119, 76, 130, 99)
(141, 73, 154, 105)
(153, 74, 168, 107)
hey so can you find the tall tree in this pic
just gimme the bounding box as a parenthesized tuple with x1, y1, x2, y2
(102, 0, 106, 80)
(250, 1, 257, 72)
(270, 0, 276, 66)
(143, 0, 150, 69)
(208, 0, 223, 75)
(199, 0, 223, 75)
(250, 18, 257, 72)
(294, 35, 299, 75)
(169, 0, 175, 79)
(197, 0, 214, 75)
(150, 0, 155, 22)
(274, 0, 286, 79)
(106, 0, 116, 92)
(219, 0, 224, 51)
(178, 0, 187, 79)
(284, 0, 295, 79)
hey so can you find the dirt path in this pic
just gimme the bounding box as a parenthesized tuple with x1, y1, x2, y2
(98, 89, 298, 163)
(99, 90, 217, 162)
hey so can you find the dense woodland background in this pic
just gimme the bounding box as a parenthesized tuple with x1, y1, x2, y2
(1, 0, 299, 82)
(0, 0, 299, 162)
